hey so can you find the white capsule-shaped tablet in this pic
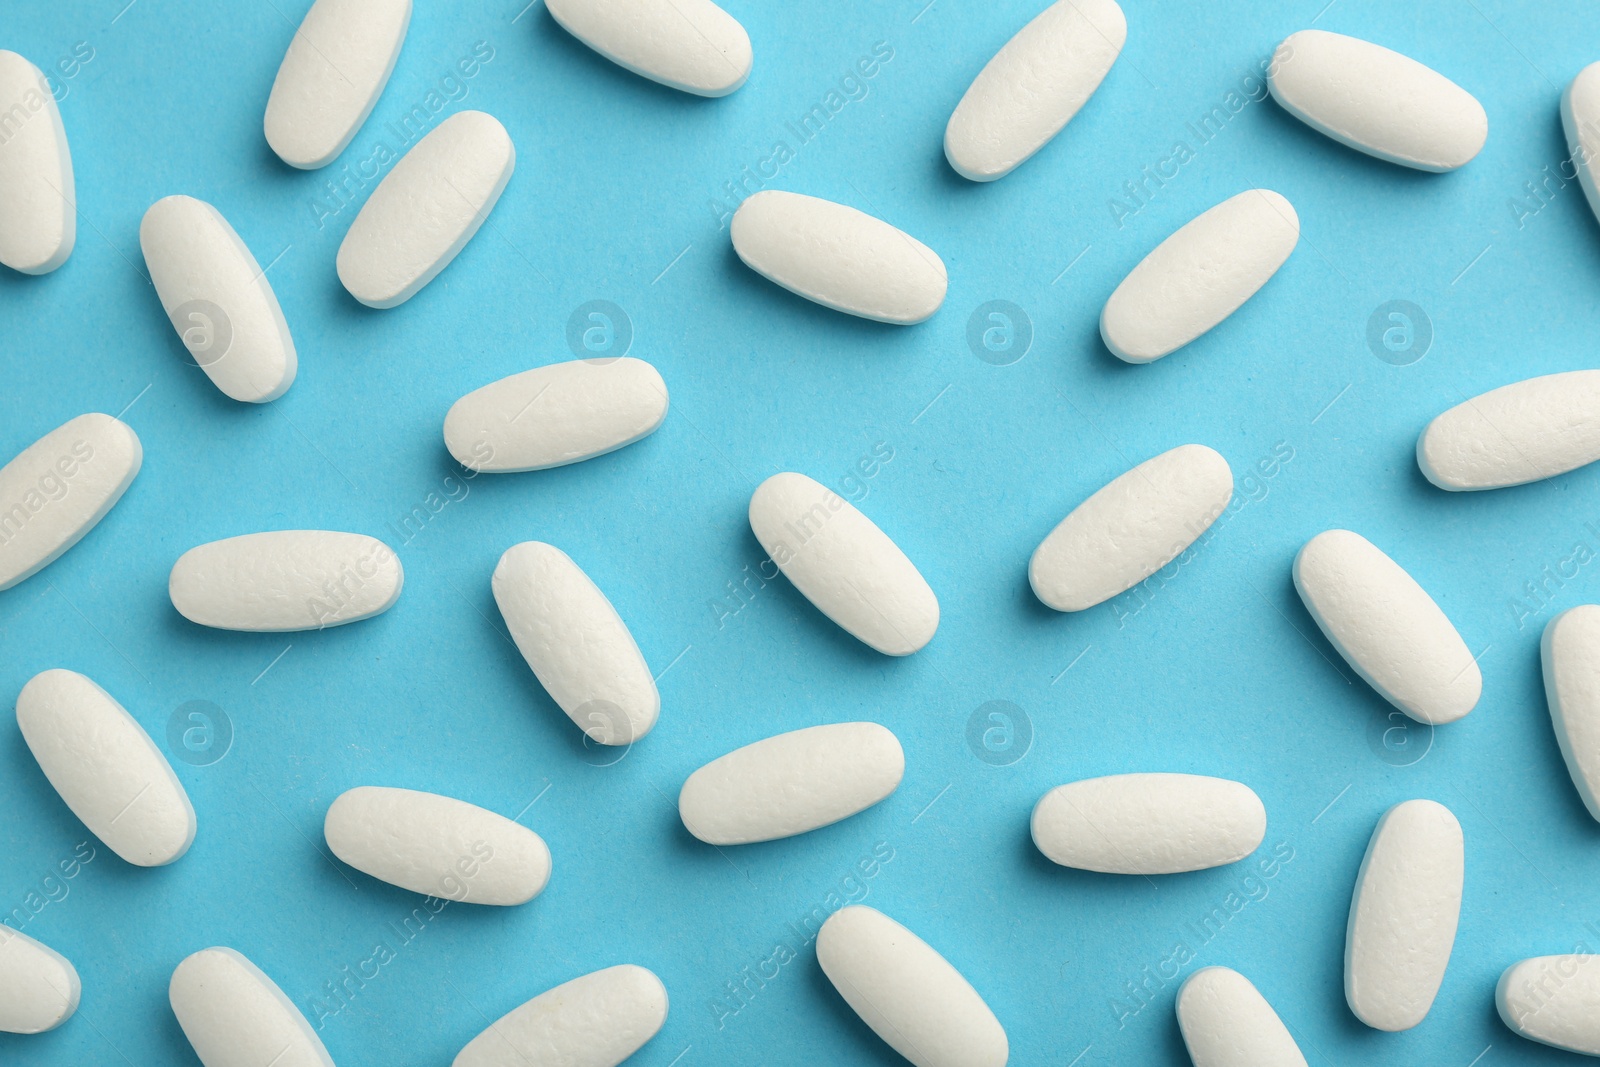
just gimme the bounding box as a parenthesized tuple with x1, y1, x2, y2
(1031, 773, 1265, 875)
(1418, 370, 1600, 491)
(943, 0, 1125, 182)
(337, 110, 514, 308)
(1497, 955, 1600, 1056)
(817, 905, 1008, 1067)
(1293, 530, 1480, 726)
(730, 191, 947, 325)
(679, 723, 904, 845)
(170, 947, 333, 1067)
(444, 358, 669, 473)
(0, 927, 80, 1034)
(1564, 65, 1600, 229)
(1101, 190, 1298, 363)
(0, 50, 74, 274)
(1542, 606, 1600, 823)
(1177, 967, 1307, 1067)
(492, 542, 658, 745)
(169, 530, 403, 632)
(749, 472, 938, 655)
(453, 964, 668, 1067)
(547, 0, 751, 97)
(264, 0, 412, 169)
(0, 413, 141, 592)
(1268, 30, 1487, 172)
(140, 195, 298, 403)
(1029, 444, 1232, 612)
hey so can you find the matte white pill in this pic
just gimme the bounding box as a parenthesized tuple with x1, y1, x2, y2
(1031, 773, 1265, 875)
(1177, 967, 1307, 1067)
(546, 0, 751, 97)
(169, 530, 403, 632)
(16, 669, 195, 867)
(1345, 799, 1462, 1031)
(730, 191, 947, 325)
(679, 723, 904, 845)
(1268, 30, 1486, 172)
(140, 195, 298, 403)
(337, 110, 514, 308)
(0, 413, 141, 591)
(1293, 530, 1479, 726)
(264, 0, 412, 169)
(0, 928, 79, 1034)
(1417, 370, 1600, 491)
(749, 472, 938, 655)
(1497, 955, 1600, 1056)
(1029, 444, 1232, 612)
(0, 50, 74, 274)
(1542, 606, 1600, 823)
(1564, 65, 1600, 229)
(1100, 190, 1298, 363)
(170, 948, 333, 1067)
(453, 964, 667, 1067)
(943, 0, 1125, 182)
(444, 358, 668, 473)
(492, 542, 658, 745)
(817, 905, 1007, 1067)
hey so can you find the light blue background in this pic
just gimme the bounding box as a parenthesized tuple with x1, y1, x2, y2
(3, 0, 1598, 1063)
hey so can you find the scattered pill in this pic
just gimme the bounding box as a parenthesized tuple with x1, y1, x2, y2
(748, 472, 938, 655)
(337, 110, 514, 308)
(1564, 64, 1600, 229)
(546, 0, 751, 97)
(1497, 955, 1600, 1056)
(452, 964, 667, 1067)
(730, 190, 947, 324)
(1177, 967, 1307, 1067)
(169, 530, 403, 632)
(0, 50, 74, 274)
(1417, 370, 1600, 491)
(1542, 606, 1600, 823)
(170, 947, 333, 1067)
(0, 927, 79, 1034)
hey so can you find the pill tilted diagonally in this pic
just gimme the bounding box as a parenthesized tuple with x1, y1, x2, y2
(170, 948, 334, 1067)
(1564, 65, 1600, 230)
(1177, 967, 1307, 1067)
(1497, 955, 1600, 1056)
(546, 0, 752, 97)
(0, 927, 80, 1034)
(1542, 606, 1600, 823)
(0, 50, 74, 274)
(452, 964, 668, 1067)
(1417, 370, 1600, 490)
(1031, 774, 1266, 874)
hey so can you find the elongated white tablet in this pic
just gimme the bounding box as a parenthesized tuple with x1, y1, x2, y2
(749, 472, 938, 655)
(170, 948, 333, 1067)
(943, 0, 1125, 182)
(264, 0, 412, 169)
(1418, 370, 1600, 491)
(1029, 444, 1232, 611)
(169, 530, 403, 632)
(337, 110, 514, 308)
(817, 905, 1007, 1067)
(0, 50, 74, 274)
(140, 196, 298, 403)
(1268, 30, 1486, 171)
(1031, 773, 1265, 874)
(1564, 65, 1600, 229)
(444, 358, 668, 472)
(492, 542, 658, 745)
(1541, 606, 1600, 822)
(1293, 530, 1479, 725)
(1497, 955, 1600, 1056)
(1177, 967, 1307, 1067)
(1101, 191, 1298, 363)
(730, 191, 947, 325)
(0, 928, 79, 1034)
(0, 413, 141, 591)
(679, 723, 904, 845)
(453, 964, 667, 1067)
(546, 0, 751, 97)
(17, 669, 195, 866)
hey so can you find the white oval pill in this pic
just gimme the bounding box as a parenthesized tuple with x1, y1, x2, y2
(1345, 799, 1463, 1031)
(170, 947, 333, 1067)
(1564, 65, 1600, 229)
(730, 190, 947, 325)
(337, 110, 514, 308)
(1293, 530, 1479, 726)
(679, 723, 904, 845)
(16, 669, 196, 867)
(1418, 370, 1600, 491)
(1497, 955, 1600, 1056)
(169, 530, 403, 632)
(1268, 30, 1486, 172)
(1542, 606, 1600, 823)
(444, 358, 668, 473)
(453, 964, 667, 1067)
(1029, 444, 1232, 612)
(264, 0, 412, 169)
(0, 413, 141, 592)
(0, 50, 74, 274)
(1177, 967, 1307, 1067)
(1031, 773, 1265, 875)
(943, 0, 1125, 182)
(817, 905, 1007, 1067)
(140, 195, 298, 403)
(0, 928, 80, 1034)
(1101, 190, 1298, 363)
(749, 472, 938, 655)
(546, 0, 751, 97)
(492, 542, 658, 745)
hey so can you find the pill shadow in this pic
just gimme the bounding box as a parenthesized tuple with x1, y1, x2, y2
(1518, 643, 1600, 833)
(0, 727, 91, 846)
(127, 286, 256, 416)
(1256, 98, 1448, 190)
(802, 954, 918, 1067)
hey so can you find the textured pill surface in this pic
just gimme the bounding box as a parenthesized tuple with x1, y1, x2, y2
(546, 0, 751, 97)
(0, 928, 80, 1034)
(452, 964, 668, 1067)
(1418, 370, 1600, 491)
(0, 50, 74, 274)
(170, 948, 333, 1067)
(1542, 606, 1600, 823)
(1564, 65, 1600, 230)
(1177, 967, 1307, 1067)
(1497, 955, 1600, 1056)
